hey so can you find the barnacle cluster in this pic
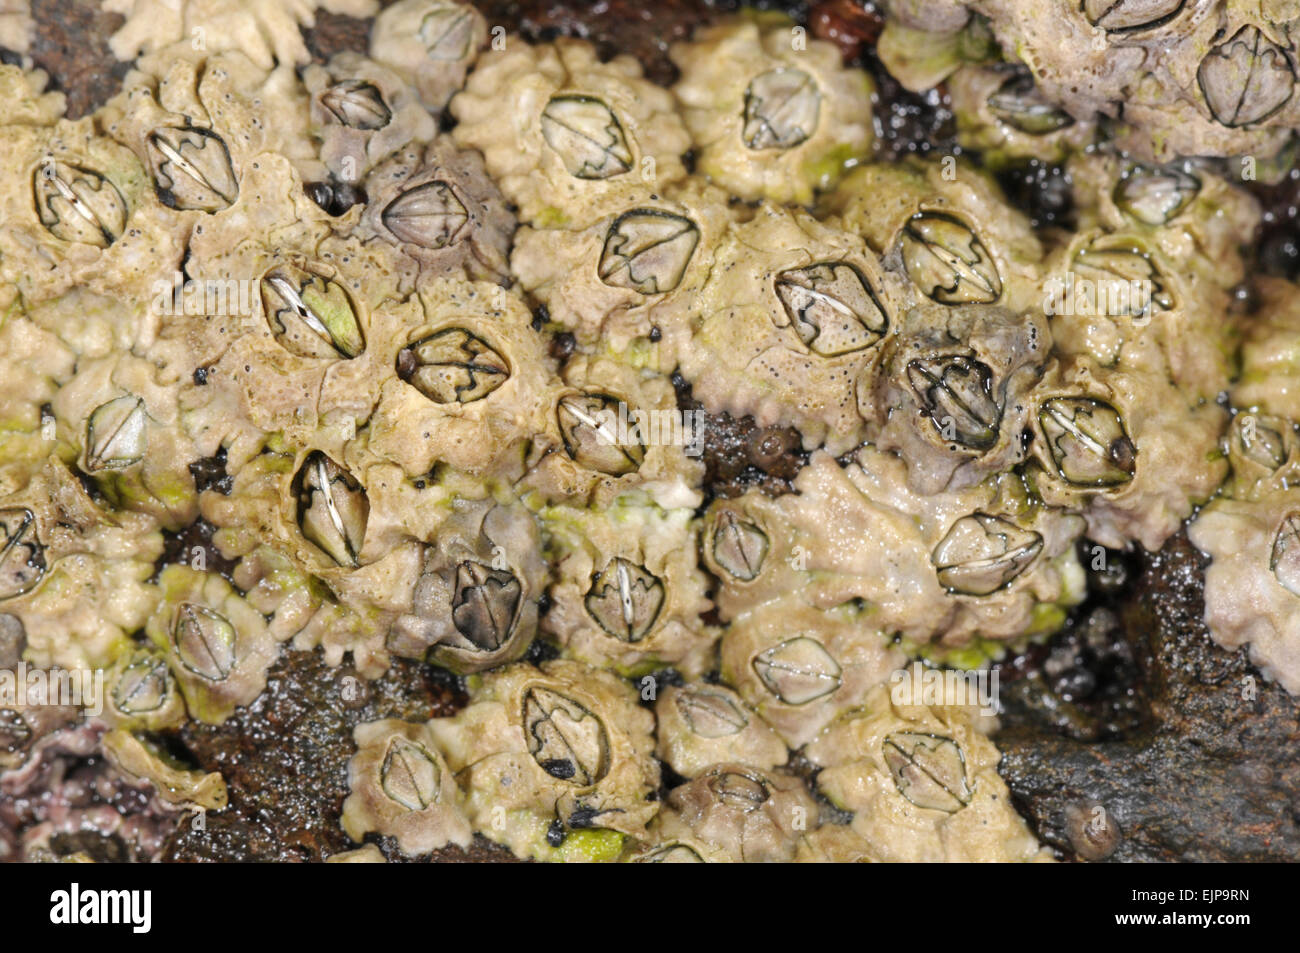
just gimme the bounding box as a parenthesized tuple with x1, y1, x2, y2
(0, 0, 1291, 864)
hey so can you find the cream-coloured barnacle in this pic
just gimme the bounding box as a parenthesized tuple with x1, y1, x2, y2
(512, 179, 735, 352)
(948, 64, 1094, 164)
(451, 35, 689, 226)
(358, 139, 514, 283)
(101, 727, 228, 812)
(426, 659, 659, 862)
(1026, 356, 1227, 551)
(103, 0, 379, 69)
(654, 683, 787, 779)
(1223, 411, 1300, 502)
(367, 279, 556, 483)
(0, 459, 162, 672)
(651, 764, 819, 863)
(371, 0, 486, 110)
(261, 262, 365, 361)
(539, 501, 717, 679)
(699, 491, 804, 622)
(103, 646, 187, 732)
(670, 11, 873, 204)
(805, 682, 1051, 862)
(667, 204, 901, 454)
(794, 824, 879, 862)
(866, 304, 1052, 494)
(341, 719, 471, 856)
(720, 596, 903, 748)
(145, 123, 238, 212)
(145, 566, 282, 724)
(389, 496, 547, 674)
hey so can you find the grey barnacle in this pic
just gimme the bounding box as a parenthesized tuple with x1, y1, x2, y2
(104, 647, 186, 732)
(906, 355, 1000, 452)
(172, 602, 237, 682)
(1037, 397, 1137, 488)
(261, 264, 365, 360)
(31, 160, 128, 248)
(321, 80, 392, 131)
(583, 557, 663, 643)
(145, 125, 238, 212)
(293, 452, 369, 568)
(932, 513, 1044, 596)
(523, 685, 610, 785)
(383, 180, 469, 249)
(901, 212, 1002, 305)
(1224, 411, 1300, 501)
(0, 507, 44, 601)
(1197, 25, 1295, 129)
(370, 0, 487, 110)
(709, 508, 770, 583)
(882, 731, 974, 812)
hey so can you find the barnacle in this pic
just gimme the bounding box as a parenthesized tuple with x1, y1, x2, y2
(451, 36, 690, 226)
(670, 11, 873, 204)
(805, 679, 1052, 862)
(653, 683, 787, 779)
(341, 718, 471, 855)
(948, 64, 1095, 165)
(426, 660, 659, 861)
(370, 0, 486, 111)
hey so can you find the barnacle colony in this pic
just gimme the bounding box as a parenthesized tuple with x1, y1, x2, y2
(0, 0, 1289, 865)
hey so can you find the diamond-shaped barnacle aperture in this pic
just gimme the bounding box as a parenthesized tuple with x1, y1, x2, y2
(84, 395, 147, 471)
(540, 95, 635, 180)
(1082, 0, 1185, 32)
(418, 2, 478, 61)
(882, 732, 974, 813)
(1039, 397, 1137, 487)
(584, 557, 664, 643)
(1071, 238, 1173, 316)
(31, 160, 129, 248)
(0, 508, 45, 602)
(396, 328, 509, 404)
(382, 179, 470, 249)
(380, 738, 442, 810)
(742, 67, 821, 150)
(1113, 165, 1200, 226)
(523, 684, 611, 785)
(321, 79, 393, 130)
(1197, 26, 1295, 129)
(171, 603, 237, 682)
(906, 355, 1001, 452)
(752, 636, 842, 705)
(598, 210, 700, 295)
(293, 452, 369, 568)
(105, 647, 185, 731)
(901, 212, 1001, 305)
(773, 261, 889, 356)
(557, 391, 645, 476)
(655, 682, 788, 779)
(932, 513, 1044, 596)
(677, 686, 748, 738)
(450, 560, 523, 652)
(260, 265, 365, 360)
(1270, 512, 1300, 597)
(145, 125, 238, 212)
(986, 72, 1074, 135)
(709, 508, 770, 582)
(1226, 412, 1300, 499)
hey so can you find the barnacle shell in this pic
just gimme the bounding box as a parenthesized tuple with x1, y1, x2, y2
(670, 12, 874, 204)
(654, 683, 788, 779)
(806, 680, 1051, 862)
(101, 728, 228, 811)
(370, 0, 486, 111)
(103, 646, 187, 732)
(948, 64, 1095, 164)
(540, 502, 716, 678)
(427, 660, 659, 861)
(452, 36, 690, 226)
(341, 718, 472, 855)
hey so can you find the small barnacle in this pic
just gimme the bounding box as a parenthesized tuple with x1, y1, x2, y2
(84, 395, 147, 471)
(523, 685, 611, 785)
(773, 261, 888, 356)
(557, 392, 645, 476)
(145, 125, 238, 212)
(111, 653, 171, 717)
(1071, 238, 1173, 315)
(381, 737, 442, 809)
(417, 1, 478, 61)
(986, 72, 1073, 134)
(382, 180, 470, 249)
(0, 507, 45, 601)
(932, 513, 1044, 596)
(451, 561, 523, 652)
(629, 843, 706, 863)
(1038, 397, 1137, 487)
(293, 452, 369, 568)
(261, 266, 365, 360)
(1226, 412, 1300, 500)
(1269, 512, 1300, 596)
(1113, 165, 1200, 225)
(584, 557, 664, 643)
(396, 328, 509, 404)
(677, 687, 748, 738)
(171, 603, 237, 682)
(742, 67, 820, 149)
(752, 636, 843, 705)
(710, 509, 769, 582)
(598, 210, 700, 295)
(31, 160, 128, 248)
(882, 732, 974, 812)
(540, 95, 634, 180)
(655, 683, 787, 778)
(901, 212, 1002, 305)
(1082, 0, 1184, 32)
(370, 0, 487, 109)
(320, 80, 392, 130)
(1197, 26, 1295, 129)
(906, 355, 1001, 451)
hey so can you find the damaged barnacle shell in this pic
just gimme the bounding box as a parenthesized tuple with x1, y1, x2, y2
(0, 459, 162, 671)
(341, 719, 471, 856)
(867, 305, 1051, 494)
(520, 354, 705, 511)
(302, 53, 437, 187)
(708, 450, 1086, 659)
(389, 496, 547, 674)
(144, 123, 238, 212)
(667, 204, 902, 454)
(654, 683, 788, 779)
(358, 139, 514, 283)
(670, 11, 873, 204)
(145, 566, 283, 725)
(370, 0, 486, 110)
(647, 765, 820, 864)
(1224, 411, 1300, 502)
(1190, 487, 1300, 695)
(426, 660, 659, 861)
(806, 681, 1051, 862)
(512, 180, 735, 352)
(293, 451, 369, 568)
(1026, 356, 1227, 551)
(947, 65, 1095, 165)
(539, 501, 717, 678)
(101, 727, 228, 812)
(102, 646, 186, 732)
(367, 279, 556, 482)
(452, 35, 689, 227)
(720, 596, 904, 748)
